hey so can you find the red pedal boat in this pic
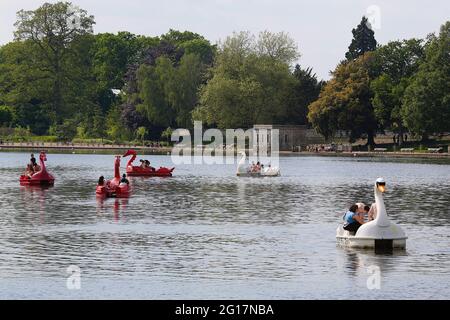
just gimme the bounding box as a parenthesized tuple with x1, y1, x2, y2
(122, 149, 174, 177)
(96, 155, 130, 198)
(20, 151, 55, 186)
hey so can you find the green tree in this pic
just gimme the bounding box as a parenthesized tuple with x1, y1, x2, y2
(345, 16, 377, 61)
(0, 106, 14, 126)
(371, 39, 424, 145)
(289, 65, 324, 124)
(401, 22, 450, 140)
(14, 1, 95, 123)
(136, 126, 148, 145)
(0, 40, 52, 134)
(194, 31, 298, 129)
(161, 127, 173, 144)
(308, 53, 378, 146)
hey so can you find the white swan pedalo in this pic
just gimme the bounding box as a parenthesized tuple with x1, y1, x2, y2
(336, 178, 407, 250)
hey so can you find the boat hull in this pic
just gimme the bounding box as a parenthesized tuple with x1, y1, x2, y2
(19, 175, 55, 186)
(126, 166, 174, 177)
(336, 226, 406, 249)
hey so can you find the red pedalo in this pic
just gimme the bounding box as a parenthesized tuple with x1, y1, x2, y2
(96, 155, 130, 198)
(122, 149, 174, 177)
(20, 151, 55, 186)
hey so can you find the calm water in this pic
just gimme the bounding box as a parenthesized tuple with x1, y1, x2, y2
(0, 152, 449, 299)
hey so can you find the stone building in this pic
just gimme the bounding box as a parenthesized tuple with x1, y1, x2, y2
(252, 124, 326, 152)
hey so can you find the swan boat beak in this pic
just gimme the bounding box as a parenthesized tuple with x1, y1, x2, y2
(376, 182, 386, 193)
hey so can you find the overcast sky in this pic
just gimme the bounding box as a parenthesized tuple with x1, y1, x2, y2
(0, 0, 448, 80)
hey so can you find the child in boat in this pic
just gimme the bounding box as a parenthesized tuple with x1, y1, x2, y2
(120, 174, 129, 185)
(368, 203, 377, 221)
(343, 204, 365, 232)
(98, 176, 105, 186)
(25, 164, 34, 177)
(355, 202, 367, 221)
(139, 159, 146, 168)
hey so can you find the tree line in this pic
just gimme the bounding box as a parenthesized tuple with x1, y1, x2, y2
(0, 2, 448, 147)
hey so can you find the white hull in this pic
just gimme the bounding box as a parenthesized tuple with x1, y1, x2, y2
(336, 226, 407, 249)
(237, 171, 280, 177)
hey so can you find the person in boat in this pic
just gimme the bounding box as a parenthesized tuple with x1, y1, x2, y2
(25, 164, 34, 178)
(368, 203, 377, 221)
(139, 159, 146, 168)
(120, 174, 129, 185)
(98, 176, 105, 186)
(145, 160, 155, 171)
(343, 204, 366, 232)
(30, 153, 36, 167)
(355, 202, 367, 221)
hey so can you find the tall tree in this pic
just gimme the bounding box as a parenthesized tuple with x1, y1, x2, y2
(14, 1, 95, 123)
(194, 31, 299, 129)
(289, 65, 324, 124)
(401, 22, 450, 140)
(370, 39, 424, 145)
(345, 16, 377, 60)
(308, 53, 378, 146)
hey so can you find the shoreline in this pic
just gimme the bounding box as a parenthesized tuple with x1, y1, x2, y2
(1, 143, 449, 160)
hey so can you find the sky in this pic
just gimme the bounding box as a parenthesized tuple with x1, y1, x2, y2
(0, 0, 448, 80)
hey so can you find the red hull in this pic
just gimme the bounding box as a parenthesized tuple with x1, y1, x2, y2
(20, 175, 55, 186)
(96, 182, 130, 198)
(126, 166, 174, 177)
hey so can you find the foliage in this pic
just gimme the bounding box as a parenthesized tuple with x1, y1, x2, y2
(345, 16, 377, 60)
(401, 22, 450, 139)
(308, 53, 377, 145)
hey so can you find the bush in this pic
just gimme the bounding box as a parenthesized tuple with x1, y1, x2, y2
(72, 138, 114, 145)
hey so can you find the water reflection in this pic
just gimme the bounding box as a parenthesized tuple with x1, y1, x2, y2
(0, 152, 449, 299)
(96, 197, 129, 222)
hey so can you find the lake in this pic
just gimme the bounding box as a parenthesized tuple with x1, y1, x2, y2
(0, 152, 449, 299)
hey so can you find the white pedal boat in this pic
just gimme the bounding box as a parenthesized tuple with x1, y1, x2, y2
(336, 178, 407, 250)
(236, 152, 280, 177)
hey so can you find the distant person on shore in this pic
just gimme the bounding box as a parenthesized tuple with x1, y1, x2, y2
(343, 204, 366, 232)
(98, 176, 105, 186)
(120, 174, 129, 185)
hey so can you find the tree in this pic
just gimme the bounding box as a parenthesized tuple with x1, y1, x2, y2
(136, 126, 148, 145)
(401, 22, 450, 140)
(256, 30, 299, 65)
(161, 127, 173, 144)
(289, 65, 324, 124)
(14, 1, 95, 123)
(0, 106, 14, 126)
(194, 31, 299, 129)
(308, 53, 378, 146)
(371, 39, 425, 145)
(345, 16, 377, 61)
(0, 40, 52, 134)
